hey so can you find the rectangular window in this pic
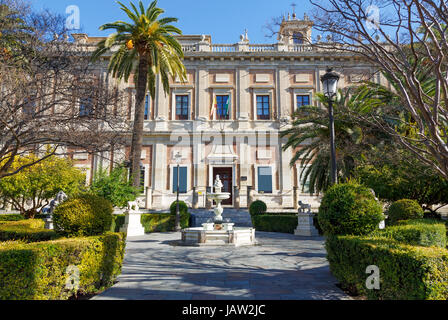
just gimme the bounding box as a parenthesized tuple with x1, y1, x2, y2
(258, 166, 273, 194)
(216, 95, 230, 120)
(144, 95, 150, 120)
(296, 95, 310, 109)
(79, 97, 93, 116)
(173, 166, 187, 194)
(175, 95, 189, 120)
(256, 95, 270, 120)
(22, 98, 36, 117)
(299, 167, 311, 194)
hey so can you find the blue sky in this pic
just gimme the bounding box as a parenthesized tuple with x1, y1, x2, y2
(31, 0, 315, 43)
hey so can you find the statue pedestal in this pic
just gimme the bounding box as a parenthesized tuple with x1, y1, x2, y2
(120, 211, 145, 237)
(44, 216, 53, 230)
(294, 212, 319, 237)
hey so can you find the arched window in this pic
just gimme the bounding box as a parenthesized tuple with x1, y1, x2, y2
(293, 32, 304, 44)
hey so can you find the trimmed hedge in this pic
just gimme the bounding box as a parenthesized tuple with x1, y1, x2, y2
(0, 232, 126, 300)
(111, 212, 191, 233)
(326, 234, 448, 300)
(0, 214, 25, 222)
(0, 220, 58, 243)
(252, 215, 297, 234)
(249, 200, 267, 216)
(388, 199, 424, 224)
(318, 182, 384, 236)
(376, 219, 447, 248)
(53, 194, 113, 237)
(170, 200, 188, 216)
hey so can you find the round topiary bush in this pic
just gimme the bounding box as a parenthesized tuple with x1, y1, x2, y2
(249, 200, 267, 216)
(318, 182, 384, 236)
(170, 200, 188, 216)
(53, 194, 113, 237)
(388, 199, 424, 224)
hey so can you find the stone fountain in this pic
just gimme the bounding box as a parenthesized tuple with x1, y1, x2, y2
(180, 176, 256, 246)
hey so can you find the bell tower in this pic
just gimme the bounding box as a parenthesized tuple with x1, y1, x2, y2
(278, 10, 313, 45)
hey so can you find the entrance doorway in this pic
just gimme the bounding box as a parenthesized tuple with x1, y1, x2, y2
(213, 167, 233, 206)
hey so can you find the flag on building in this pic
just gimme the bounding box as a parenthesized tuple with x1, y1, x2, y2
(210, 95, 217, 118)
(224, 96, 230, 117)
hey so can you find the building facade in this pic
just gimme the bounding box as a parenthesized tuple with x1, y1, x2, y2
(69, 14, 381, 210)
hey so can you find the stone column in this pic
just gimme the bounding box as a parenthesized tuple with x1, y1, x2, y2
(197, 68, 209, 119)
(152, 143, 168, 208)
(192, 186, 198, 209)
(278, 68, 291, 120)
(155, 74, 169, 130)
(280, 138, 294, 207)
(145, 187, 152, 209)
(193, 136, 207, 207)
(238, 68, 250, 128)
(234, 186, 240, 209)
(293, 187, 298, 210)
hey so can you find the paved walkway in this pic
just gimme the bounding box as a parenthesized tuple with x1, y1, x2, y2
(93, 232, 350, 300)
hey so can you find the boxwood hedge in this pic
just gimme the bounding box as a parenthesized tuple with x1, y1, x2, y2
(0, 220, 58, 243)
(251, 215, 298, 234)
(326, 234, 448, 300)
(376, 219, 447, 248)
(111, 212, 190, 233)
(0, 232, 126, 300)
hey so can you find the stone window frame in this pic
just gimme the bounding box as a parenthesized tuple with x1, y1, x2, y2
(169, 163, 191, 194)
(171, 88, 192, 121)
(212, 88, 232, 121)
(254, 164, 277, 194)
(253, 89, 274, 121)
(293, 88, 313, 111)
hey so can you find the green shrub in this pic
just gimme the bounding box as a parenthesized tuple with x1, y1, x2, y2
(0, 232, 126, 300)
(252, 215, 297, 234)
(0, 214, 25, 222)
(326, 234, 448, 300)
(376, 219, 447, 248)
(388, 199, 424, 224)
(111, 212, 190, 233)
(89, 165, 138, 208)
(0, 220, 58, 243)
(53, 194, 113, 237)
(249, 200, 267, 216)
(318, 182, 384, 236)
(170, 200, 188, 216)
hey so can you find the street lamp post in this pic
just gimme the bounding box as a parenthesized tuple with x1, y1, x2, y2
(174, 151, 182, 232)
(320, 68, 340, 185)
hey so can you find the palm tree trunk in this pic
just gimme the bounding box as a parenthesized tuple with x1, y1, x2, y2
(130, 55, 148, 188)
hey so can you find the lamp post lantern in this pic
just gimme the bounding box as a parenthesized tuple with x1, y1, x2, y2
(174, 151, 182, 232)
(320, 67, 340, 185)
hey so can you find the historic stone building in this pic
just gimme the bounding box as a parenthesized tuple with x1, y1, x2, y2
(69, 13, 379, 210)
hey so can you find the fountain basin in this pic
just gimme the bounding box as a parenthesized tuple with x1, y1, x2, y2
(181, 226, 257, 247)
(207, 192, 231, 201)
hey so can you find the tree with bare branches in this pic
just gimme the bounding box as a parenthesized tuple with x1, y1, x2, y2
(309, 0, 448, 180)
(0, 1, 129, 180)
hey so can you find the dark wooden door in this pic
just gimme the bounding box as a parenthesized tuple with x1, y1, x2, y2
(213, 167, 233, 206)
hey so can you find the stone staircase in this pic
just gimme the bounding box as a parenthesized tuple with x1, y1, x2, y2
(189, 208, 253, 227)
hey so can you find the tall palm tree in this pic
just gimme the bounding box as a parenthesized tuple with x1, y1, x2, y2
(281, 88, 388, 194)
(92, 0, 186, 187)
